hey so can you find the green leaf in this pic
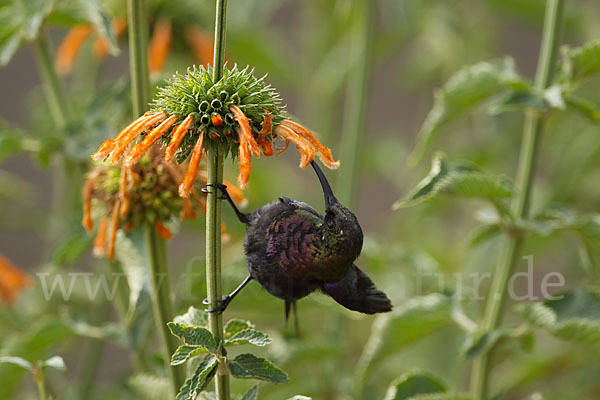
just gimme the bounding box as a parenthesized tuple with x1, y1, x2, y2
(40, 355, 66, 372)
(461, 330, 506, 358)
(229, 353, 289, 384)
(384, 371, 446, 400)
(560, 40, 600, 84)
(114, 230, 147, 316)
(468, 224, 501, 247)
(565, 95, 600, 123)
(225, 328, 271, 347)
(129, 374, 171, 400)
(0, 123, 24, 162)
(171, 345, 207, 366)
(51, 231, 92, 266)
(224, 319, 254, 338)
(240, 384, 260, 400)
(176, 355, 218, 400)
(0, 356, 33, 371)
(0, 0, 55, 65)
(174, 306, 209, 328)
(167, 323, 219, 354)
(407, 394, 471, 400)
(394, 153, 512, 209)
(518, 287, 600, 343)
(355, 294, 452, 387)
(410, 57, 528, 162)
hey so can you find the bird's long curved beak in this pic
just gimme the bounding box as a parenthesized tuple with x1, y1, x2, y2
(310, 160, 338, 209)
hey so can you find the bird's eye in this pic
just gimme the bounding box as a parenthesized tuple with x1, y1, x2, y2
(326, 217, 336, 229)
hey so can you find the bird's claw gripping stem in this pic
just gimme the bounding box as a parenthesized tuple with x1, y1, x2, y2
(203, 295, 232, 315)
(201, 183, 228, 199)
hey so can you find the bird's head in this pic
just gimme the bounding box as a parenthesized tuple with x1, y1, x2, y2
(310, 161, 363, 257)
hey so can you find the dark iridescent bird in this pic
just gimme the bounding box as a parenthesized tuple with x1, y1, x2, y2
(204, 161, 392, 326)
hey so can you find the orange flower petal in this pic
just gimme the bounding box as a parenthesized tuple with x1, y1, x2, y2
(273, 125, 315, 169)
(223, 179, 247, 207)
(93, 18, 127, 60)
(165, 114, 194, 163)
(184, 26, 213, 66)
(155, 221, 172, 239)
(55, 25, 94, 75)
(125, 114, 177, 166)
(230, 105, 260, 158)
(149, 19, 172, 75)
(93, 217, 108, 257)
(81, 171, 100, 233)
(119, 165, 133, 217)
(275, 136, 290, 155)
(178, 131, 205, 197)
(0, 253, 32, 305)
(181, 197, 197, 220)
(110, 112, 167, 163)
(257, 110, 274, 156)
(91, 139, 117, 161)
(281, 120, 340, 169)
(107, 200, 121, 260)
(236, 129, 252, 189)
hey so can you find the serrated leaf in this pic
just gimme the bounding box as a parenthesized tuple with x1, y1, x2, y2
(176, 355, 218, 400)
(225, 328, 271, 347)
(394, 153, 512, 209)
(229, 353, 289, 384)
(518, 287, 600, 343)
(171, 345, 207, 366)
(410, 57, 528, 162)
(565, 95, 600, 123)
(129, 374, 171, 400)
(0, 356, 33, 371)
(560, 40, 600, 84)
(40, 355, 66, 372)
(224, 319, 254, 338)
(168, 323, 219, 354)
(174, 306, 208, 328)
(240, 384, 260, 400)
(384, 371, 446, 400)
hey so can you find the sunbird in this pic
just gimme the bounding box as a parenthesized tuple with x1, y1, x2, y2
(203, 161, 392, 326)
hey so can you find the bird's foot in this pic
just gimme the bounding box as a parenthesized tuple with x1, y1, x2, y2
(201, 183, 228, 199)
(202, 295, 232, 315)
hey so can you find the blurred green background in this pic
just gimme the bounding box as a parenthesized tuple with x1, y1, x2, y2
(1, 0, 600, 399)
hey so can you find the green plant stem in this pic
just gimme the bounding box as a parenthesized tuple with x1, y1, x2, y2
(32, 36, 69, 129)
(34, 371, 47, 400)
(145, 227, 185, 396)
(337, 0, 373, 207)
(128, 0, 150, 116)
(470, 1, 564, 399)
(205, 1, 229, 399)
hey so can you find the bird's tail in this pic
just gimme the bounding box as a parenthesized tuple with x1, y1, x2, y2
(322, 264, 392, 314)
(284, 300, 300, 337)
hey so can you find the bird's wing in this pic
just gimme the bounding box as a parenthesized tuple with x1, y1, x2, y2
(265, 200, 323, 272)
(322, 264, 392, 314)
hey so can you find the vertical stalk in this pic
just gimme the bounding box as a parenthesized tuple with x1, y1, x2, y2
(34, 371, 47, 400)
(337, 0, 373, 207)
(128, 0, 150, 116)
(470, 1, 564, 399)
(145, 227, 185, 395)
(206, 1, 229, 399)
(32, 36, 69, 129)
(127, 0, 184, 393)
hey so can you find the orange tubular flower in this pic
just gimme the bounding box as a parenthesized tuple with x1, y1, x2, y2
(90, 65, 339, 196)
(179, 131, 205, 198)
(149, 19, 172, 75)
(55, 25, 94, 75)
(83, 150, 246, 259)
(185, 26, 214, 66)
(0, 253, 32, 306)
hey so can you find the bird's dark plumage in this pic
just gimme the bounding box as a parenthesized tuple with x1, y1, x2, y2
(207, 161, 392, 319)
